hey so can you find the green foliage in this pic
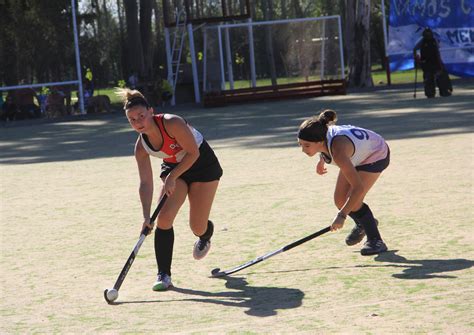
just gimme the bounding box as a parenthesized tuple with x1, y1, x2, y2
(1, 0, 74, 85)
(0, 0, 390, 89)
(40, 87, 51, 95)
(235, 53, 245, 65)
(117, 79, 126, 88)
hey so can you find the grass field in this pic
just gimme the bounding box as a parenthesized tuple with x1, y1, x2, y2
(1, 82, 473, 333)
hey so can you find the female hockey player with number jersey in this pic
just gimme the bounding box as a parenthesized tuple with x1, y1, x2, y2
(297, 109, 390, 255)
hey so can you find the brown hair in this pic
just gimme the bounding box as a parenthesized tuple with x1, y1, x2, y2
(297, 109, 337, 142)
(115, 88, 150, 111)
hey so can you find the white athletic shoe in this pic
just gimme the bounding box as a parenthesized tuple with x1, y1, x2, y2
(193, 238, 211, 260)
(152, 272, 173, 291)
(193, 221, 213, 260)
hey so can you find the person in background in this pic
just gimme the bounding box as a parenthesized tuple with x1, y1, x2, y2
(1, 93, 18, 121)
(83, 67, 94, 102)
(14, 83, 41, 119)
(57, 85, 72, 115)
(161, 78, 173, 107)
(45, 87, 66, 118)
(128, 72, 138, 90)
(413, 27, 452, 98)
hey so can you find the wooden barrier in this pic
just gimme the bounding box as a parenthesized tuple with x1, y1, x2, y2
(203, 79, 346, 107)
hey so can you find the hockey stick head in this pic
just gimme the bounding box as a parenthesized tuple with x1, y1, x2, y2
(104, 288, 118, 304)
(210, 267, 226, 277)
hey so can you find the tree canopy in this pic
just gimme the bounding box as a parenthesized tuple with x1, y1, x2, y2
(0, 0, 387, 89)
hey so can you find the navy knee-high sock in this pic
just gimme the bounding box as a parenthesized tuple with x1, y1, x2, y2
(154, 227, 174, 276)
(349, 204, 381, 240)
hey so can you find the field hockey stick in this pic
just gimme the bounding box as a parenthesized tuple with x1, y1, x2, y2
(104, 194, 168, 304)
(211, 226, 331, 277)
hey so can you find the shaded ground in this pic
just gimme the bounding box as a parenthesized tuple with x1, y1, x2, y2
(1, 81, 472, 164)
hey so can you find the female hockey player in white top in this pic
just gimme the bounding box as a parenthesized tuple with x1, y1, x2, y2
(297, 109, 390, 255)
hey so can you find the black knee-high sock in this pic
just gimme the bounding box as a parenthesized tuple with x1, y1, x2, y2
(348, 211, 361, 226)
(349, 204, 381, 240)
(198, 220, 214, 240)
(348, 202, 370, 225)
(194, 220, 214, 240)
(154, 227, 174, 276)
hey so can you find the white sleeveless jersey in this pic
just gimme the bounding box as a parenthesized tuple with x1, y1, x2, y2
(325, 125, 388, 167)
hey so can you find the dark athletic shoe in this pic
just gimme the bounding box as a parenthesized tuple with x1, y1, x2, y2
(345, 223, 365, 246)
(345, 219, 379, 246)
(360, 238, 388, 256)
(193, 221, 213, 260)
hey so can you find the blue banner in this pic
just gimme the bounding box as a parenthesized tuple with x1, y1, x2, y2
(387, 0, 474, 77)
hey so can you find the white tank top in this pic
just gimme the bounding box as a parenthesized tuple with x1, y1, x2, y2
(324, 125, 388, 167)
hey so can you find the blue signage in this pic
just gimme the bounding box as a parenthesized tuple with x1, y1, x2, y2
(387, 0, 474, 77)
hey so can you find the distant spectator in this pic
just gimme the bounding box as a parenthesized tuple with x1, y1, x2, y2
(45, 87, 66, 118)
(83, 67, 94, 99)
(14, 85, 41, 119)
(57, 85, 72, 115)
(85, 67, 93, 82)
(37, 88, 49, 116)
(1, 93, 17, 121)
(413, 27, 452, 98)
(161, 79, 173, 107)
(128, 72, 138, 89)
(72, 90, 89, 114)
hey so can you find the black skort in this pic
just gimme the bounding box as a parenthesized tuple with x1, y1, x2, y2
(160, 140, 223, 185)
(356, 146, 390, 173)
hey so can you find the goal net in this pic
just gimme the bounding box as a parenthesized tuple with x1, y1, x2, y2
(202, 16, 345, 93)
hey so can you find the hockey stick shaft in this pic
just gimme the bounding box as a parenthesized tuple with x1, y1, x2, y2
(212, 226, 331, 277)
(112, 194, 168, 290)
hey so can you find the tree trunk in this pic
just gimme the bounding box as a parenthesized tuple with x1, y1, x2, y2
(123, 0, 145, 78)
(250, 0, 257, 20)
(92, 0, 100, 38)
(280, 0, 287, 19)
(153, 0, 166, 77)
(347, 0, 373, 87)
(116, 0, 126, 78)
(140, 0, 154, 80)
(0, 5, 17, 85)
(239, 0, 246, 17)
(345, 0, 355, 65)
(261, 0, 277, 86)
(291, 0, 303, 18)
(372, 1, 387, 70)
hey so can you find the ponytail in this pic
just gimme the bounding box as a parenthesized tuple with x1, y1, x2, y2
(297, 109, 337, 142)
(115, 88, 150, 111)
(318, 109, 337, 126)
